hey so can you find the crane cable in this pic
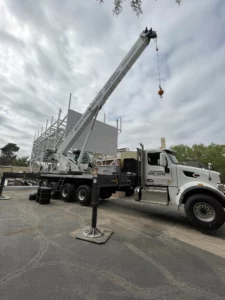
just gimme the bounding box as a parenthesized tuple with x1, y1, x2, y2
(155, 37, 164, 98)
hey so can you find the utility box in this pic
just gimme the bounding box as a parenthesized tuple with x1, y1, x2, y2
(97, 165, 120, 175)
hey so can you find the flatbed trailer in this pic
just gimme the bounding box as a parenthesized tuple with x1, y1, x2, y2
(0, 171, 137, 204)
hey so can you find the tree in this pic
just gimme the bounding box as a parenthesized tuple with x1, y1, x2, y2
(0, 143, 20, 165)
(171, 143, 225, 182)
(13, 156, 30, 167)
(97, 0, 182, 17)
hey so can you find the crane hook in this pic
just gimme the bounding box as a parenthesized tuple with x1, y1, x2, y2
(158, 85, 164, 98)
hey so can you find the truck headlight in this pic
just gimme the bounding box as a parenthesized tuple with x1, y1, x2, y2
(218, 184, 224, 193)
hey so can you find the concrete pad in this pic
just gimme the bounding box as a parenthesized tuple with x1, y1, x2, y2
(0, 195, 10, 200)
(74, 226, 113, 244)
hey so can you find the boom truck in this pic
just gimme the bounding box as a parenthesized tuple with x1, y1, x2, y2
(1, 27, 225, 230)
(30, 27, 158, 204)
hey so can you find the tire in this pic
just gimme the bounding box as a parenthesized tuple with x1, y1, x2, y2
(29, 193, 37, 201)
(185, 193, 225, 230)
(48, 182, 59, 198)
(39, 180, 48, 187)
(60, 183, 76, 202)
(99, 189, 112, 200)
(76, 185, 92, 206)
(39, 197, 50, 205)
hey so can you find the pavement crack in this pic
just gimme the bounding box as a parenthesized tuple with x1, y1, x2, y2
(125, 242, 224, 300)
(0, 200, 49, 285)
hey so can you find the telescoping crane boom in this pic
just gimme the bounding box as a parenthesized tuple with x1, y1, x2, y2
(49, 27, 157, 172)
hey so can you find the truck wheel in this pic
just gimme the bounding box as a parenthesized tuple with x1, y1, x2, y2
(185, 194, 225, 230)
(100, 189, 112, 200)
(76, 185, 92, 206)
(48, 182, 59, 198)
(61, 183, 76, 202)
(39, 180, 48, 187)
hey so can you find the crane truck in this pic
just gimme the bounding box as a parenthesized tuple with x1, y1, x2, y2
(0, 27, 156, 202)
(28, 27, 158, 205)
(1, 27, 225, 230)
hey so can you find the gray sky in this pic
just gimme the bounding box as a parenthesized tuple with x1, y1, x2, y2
(1, 0, 225, 156)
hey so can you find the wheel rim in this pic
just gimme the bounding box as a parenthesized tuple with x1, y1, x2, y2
(193, 202, 216, 222)
(78, 189, 86, 201)
(49, 184, 55, 195)
(62, 187, 69, 198)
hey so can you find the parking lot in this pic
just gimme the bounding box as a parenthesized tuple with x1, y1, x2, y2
(0, 189, 225, 300)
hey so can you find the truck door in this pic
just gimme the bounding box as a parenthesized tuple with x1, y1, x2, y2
(144, 151, 172, 205)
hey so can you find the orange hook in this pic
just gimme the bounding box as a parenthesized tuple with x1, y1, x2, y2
(158, 86, 164, 98)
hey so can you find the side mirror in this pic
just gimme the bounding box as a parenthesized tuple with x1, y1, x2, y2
(208, 162, 212, 181)
(160, 152, 167, 167)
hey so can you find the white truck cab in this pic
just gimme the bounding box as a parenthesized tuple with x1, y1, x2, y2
(134, 144, 225, 230)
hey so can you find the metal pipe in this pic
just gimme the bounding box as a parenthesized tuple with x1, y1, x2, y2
(68, 93, 72, 113)
(139, 143, 146, 187)
(77, 110, 99, 169)
(53, 108, 62, 148)
(45, 119, 48, 132)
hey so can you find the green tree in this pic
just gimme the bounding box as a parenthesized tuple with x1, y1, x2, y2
(171, 143, 225, 182)
(97, 0, 182, 16)
(170, 144, 193, 162)
(0, 143, 20, 165)
(13, 156, 30, 167)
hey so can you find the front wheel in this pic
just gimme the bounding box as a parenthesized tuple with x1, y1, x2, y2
(185, 194, 225, 230)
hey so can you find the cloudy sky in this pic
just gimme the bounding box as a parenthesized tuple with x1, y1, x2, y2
(0, 0, 225, 157)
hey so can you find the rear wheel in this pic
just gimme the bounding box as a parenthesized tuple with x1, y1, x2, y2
(61, 183, 76, 202)
(48, 182, 59, 198)
(185, 193, 225, 230)
(76, 185, 92, 206)
(41, 180, 49, 187)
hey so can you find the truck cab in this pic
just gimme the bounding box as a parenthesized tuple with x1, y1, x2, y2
(134, 145, 225, 230)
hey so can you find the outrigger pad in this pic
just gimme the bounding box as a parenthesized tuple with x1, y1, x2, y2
(74, 226, 113, 244)
(0, 195, 10, 200)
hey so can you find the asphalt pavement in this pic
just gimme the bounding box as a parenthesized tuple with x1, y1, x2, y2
(0, 189, 225, 300)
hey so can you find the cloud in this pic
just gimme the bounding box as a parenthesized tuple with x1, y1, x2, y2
(0, 0, 225, 158)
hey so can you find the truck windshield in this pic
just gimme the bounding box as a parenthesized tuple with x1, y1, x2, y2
(165, 151, 179, 164)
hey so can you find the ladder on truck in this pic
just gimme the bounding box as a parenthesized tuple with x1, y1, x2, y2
(56, 177, 65, 192)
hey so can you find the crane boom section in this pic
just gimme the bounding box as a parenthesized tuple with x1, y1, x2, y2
(58, 28, 157, 155)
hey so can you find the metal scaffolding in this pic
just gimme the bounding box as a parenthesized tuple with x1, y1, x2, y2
(30, 108, 68, 172)
(30, 93, 122, 172)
